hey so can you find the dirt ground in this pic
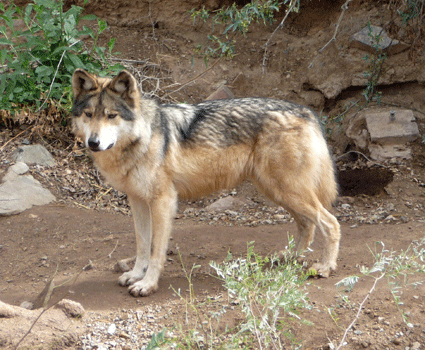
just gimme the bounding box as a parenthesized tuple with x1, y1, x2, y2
(1, 0, 425, 349)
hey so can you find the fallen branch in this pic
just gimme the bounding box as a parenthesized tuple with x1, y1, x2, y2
(262, 1, 298, 69)
(336, 273, 385, 350)
(335, 150, 389, 169)
(309, 0, 354, 68)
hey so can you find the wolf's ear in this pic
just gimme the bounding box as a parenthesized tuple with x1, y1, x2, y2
(72, 69, 98, 100)
(108, 70, 140, 108)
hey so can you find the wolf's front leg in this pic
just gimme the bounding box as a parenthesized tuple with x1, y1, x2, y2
(118, 196, 152, 287)
(125, 186, 178, 297)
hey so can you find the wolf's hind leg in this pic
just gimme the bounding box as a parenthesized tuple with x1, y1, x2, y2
(290, 212, 316, 254)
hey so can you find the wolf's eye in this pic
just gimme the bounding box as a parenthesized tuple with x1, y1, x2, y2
(108, 114, 118, 119)
(85, 112, 93, 118)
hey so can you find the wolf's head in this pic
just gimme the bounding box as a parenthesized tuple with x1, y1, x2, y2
(71, 69, 144, 152)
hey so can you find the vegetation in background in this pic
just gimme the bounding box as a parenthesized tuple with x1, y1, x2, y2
(190, 0, 300, 64)
(361, 22, 387, 106)
(0, 0, 123, 117)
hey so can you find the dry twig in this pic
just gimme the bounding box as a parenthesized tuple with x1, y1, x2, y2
(262, 1, 298, 69)
(36, 40, 81, 113)
(309, 0, 354, 68)
(336, 273, 385, 350)
(161, 59, 221, 99)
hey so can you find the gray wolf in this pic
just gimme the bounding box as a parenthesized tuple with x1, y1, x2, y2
(71, 69, 341, 297)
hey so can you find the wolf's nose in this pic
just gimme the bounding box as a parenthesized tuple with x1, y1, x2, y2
(88, 137, 100, 151)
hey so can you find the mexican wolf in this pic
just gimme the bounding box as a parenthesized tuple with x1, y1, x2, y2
(71, 68, 341, 297)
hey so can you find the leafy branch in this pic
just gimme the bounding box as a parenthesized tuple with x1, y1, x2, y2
(0, 0, 123, 115)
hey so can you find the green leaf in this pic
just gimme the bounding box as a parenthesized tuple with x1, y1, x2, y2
(98, 19, 107, 33)
(0, 38, 12, 45)
(66, 52, 85, 69)
(80, 25, 95, 39)
(94, 46, 106, 62)
(35, 65, 54, 76)
(64, 16, 77, 37)
(81, 14, 97, 21)
(107, 37, 116, 53)
(34, 0, 55, 9)
(24, 4, 33, 26)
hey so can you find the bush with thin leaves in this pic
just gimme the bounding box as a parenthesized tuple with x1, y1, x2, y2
(210, 240, 311, 349)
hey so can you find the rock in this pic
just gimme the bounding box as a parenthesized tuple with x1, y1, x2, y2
(19, 301, 34, 310)
(0, 162, 56, 216)
(56, 299, 85, 318)
(412, 342, 421, 350)
(307, 43, 352, 99)
(346, 108, 420, 161)
(350, 25, 409, 55)
(205, 196, 245, 212)
(369, 144, 412, 161)
(83, 260, 95, 271)
(115, 260, 131, 272)
(316, 73, 352, 99)
(366, 109, 419, 144)
(206, 85, 235, 100)
(11, 144, 56, 167)
(107, 323, 117, 335)
(114, 256, 136, 272)
(345, 112, 369, 150)
(341, 203, 352, 210)
(2, 162, 29, 180)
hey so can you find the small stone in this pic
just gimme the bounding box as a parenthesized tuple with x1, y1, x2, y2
(19, 301, 33, 310)
(412, 342, 421, 350)
(56, 299, 85, 318)
(350, 25, 409, 55)
(11, 144, 56, 167)
(107, 323, 116, 335)
(119, 331, 130, 339)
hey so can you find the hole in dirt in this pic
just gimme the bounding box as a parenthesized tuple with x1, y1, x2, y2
(337, 167, 394, 197)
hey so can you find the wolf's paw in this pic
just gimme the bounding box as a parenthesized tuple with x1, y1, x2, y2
(128, 279, 159, 297)
(118, 268, 147, 286)
(309, 263, 332, 278)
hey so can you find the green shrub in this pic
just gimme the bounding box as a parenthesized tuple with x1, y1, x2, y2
(0, 0, 122, 114)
